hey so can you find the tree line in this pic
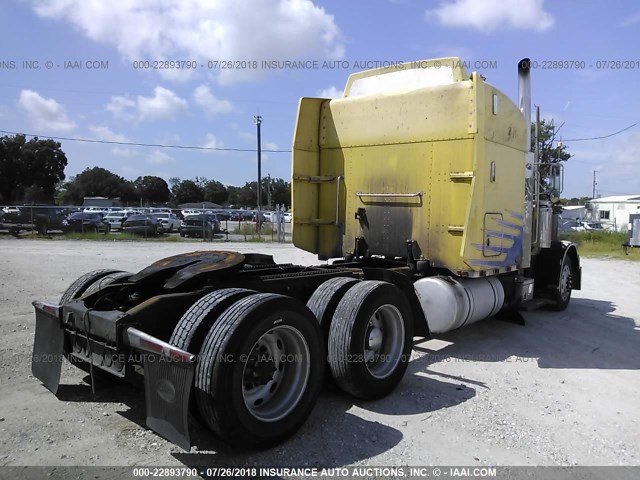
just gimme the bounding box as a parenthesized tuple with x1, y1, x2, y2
(0, 134, 290, 208)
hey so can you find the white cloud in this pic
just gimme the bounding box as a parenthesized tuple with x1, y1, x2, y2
(137, 87, 188, 121)
(426, 0, 554, 33)
(106, 96, 136, 121)
(106, 86, 187, 122)
(89, 125, 134, 156)
(18, 89, 76, 132)
(264, 142, 279, 150)
(146, 149, 174, 165)
(316, 85, 342, 98)
(112, 147, 136, 157)
(88, 125, 130, 143)
(192, 85, 233, 114)
(202, 133, 224, 151)
(30, 0, 344, 84)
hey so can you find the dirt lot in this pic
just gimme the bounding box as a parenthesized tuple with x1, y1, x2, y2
(0, 238, 639, 468)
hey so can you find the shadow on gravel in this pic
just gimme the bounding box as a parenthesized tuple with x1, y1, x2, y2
(55, 376, 147, 429)
(413, 298, 640, 371)
(171, 373, 475, 471)
(172, 392, 404, 472)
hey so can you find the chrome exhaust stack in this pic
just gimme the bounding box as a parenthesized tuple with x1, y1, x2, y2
(519, 58, 535, 266)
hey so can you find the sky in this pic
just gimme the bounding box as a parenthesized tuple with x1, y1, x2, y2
(0, 0, 639, 198)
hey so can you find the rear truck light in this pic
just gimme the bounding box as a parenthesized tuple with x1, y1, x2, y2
(31, 300, 64, 394)
(124, 327, 196, 450)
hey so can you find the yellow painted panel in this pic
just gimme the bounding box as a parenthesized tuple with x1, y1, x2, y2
(292, 98, 325, 254)
(292, 59, 528, 273)
(322, 81, 476, 149)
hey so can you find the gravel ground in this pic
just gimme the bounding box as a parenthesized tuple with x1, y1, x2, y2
(0, 237, 638, 468)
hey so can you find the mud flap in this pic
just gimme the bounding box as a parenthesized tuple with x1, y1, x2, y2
(31, 301, 64, 394)
(142, 352, 195, 451)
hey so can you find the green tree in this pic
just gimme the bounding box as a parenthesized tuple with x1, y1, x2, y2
(531, 119, 572, 204)
(119, 181, 138, 204)
(72, 167, 127, 198)
(226, 185, 240, 206)
(235, 181, 258, 207)
(203, 180, 228, 205)
(0, 134, 67, 203)
(61, 167, 132, 204)
(134, 176, 170, 204)
(269, 178, 291, 208)
(171, 179, 204, 204)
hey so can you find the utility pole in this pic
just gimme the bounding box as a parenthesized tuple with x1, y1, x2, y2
(266, 173, 271, 209)
(592, 170, 597, 199)
(254, 115, 262, 234)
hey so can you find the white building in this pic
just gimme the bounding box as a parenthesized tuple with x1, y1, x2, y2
(559, 205, 586, 222)
(586, 195, 640, 231)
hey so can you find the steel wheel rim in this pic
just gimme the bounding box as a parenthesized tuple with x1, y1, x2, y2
(559, 264, 572, 302)
(242, 325, 310, 422)
(362, 304, 405, 379)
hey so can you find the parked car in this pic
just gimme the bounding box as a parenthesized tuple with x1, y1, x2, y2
(230, 210, 254, 221)
(560, 220, 605, 232)
(180, 214, 221, 238)
(103, 212, 129, 232)
(2, 206, 20, 215)
(122, 214, 163, 236)
(154, 212, 181, 232)
(214, 209, 231, 221)
(282, 212, 292, 223)
(253, 211, 268, 223)
(181, 209, 200, 217)
(0, 205, 70, 234)
(62, 212, 110, 233)
(83, 206, 109, 215)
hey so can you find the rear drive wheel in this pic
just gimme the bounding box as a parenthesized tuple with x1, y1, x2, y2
(60, 269, 123, 305)
(551, 255, 573, 311)
(59, 269, 128, 374)
(195, 293, 324, 448)
(170, 288, 256, 354)
(82, 271, 131, 297)
(307, 277, 359, 384)
(328, 280, 413, 399)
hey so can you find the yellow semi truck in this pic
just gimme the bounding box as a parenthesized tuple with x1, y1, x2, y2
(31, 58, 580, 450)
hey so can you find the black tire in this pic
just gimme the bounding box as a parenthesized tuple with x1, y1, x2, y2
(36, 222, 48, 235)
(60, 269, 123, 305)
(170, 288, 256, 354)
(195, 293, 324, 448)
(64, 270, 130, 377)
(82, 271, 131, 298)
(328, 280, 413, 400)
(179, 230, 185, 237)
(307, 277, 359, 384)
(550, 254, 573, 311)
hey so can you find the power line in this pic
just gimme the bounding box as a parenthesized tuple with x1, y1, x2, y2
(562, 120, 640, 142)
(0, 129, 292, 153)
